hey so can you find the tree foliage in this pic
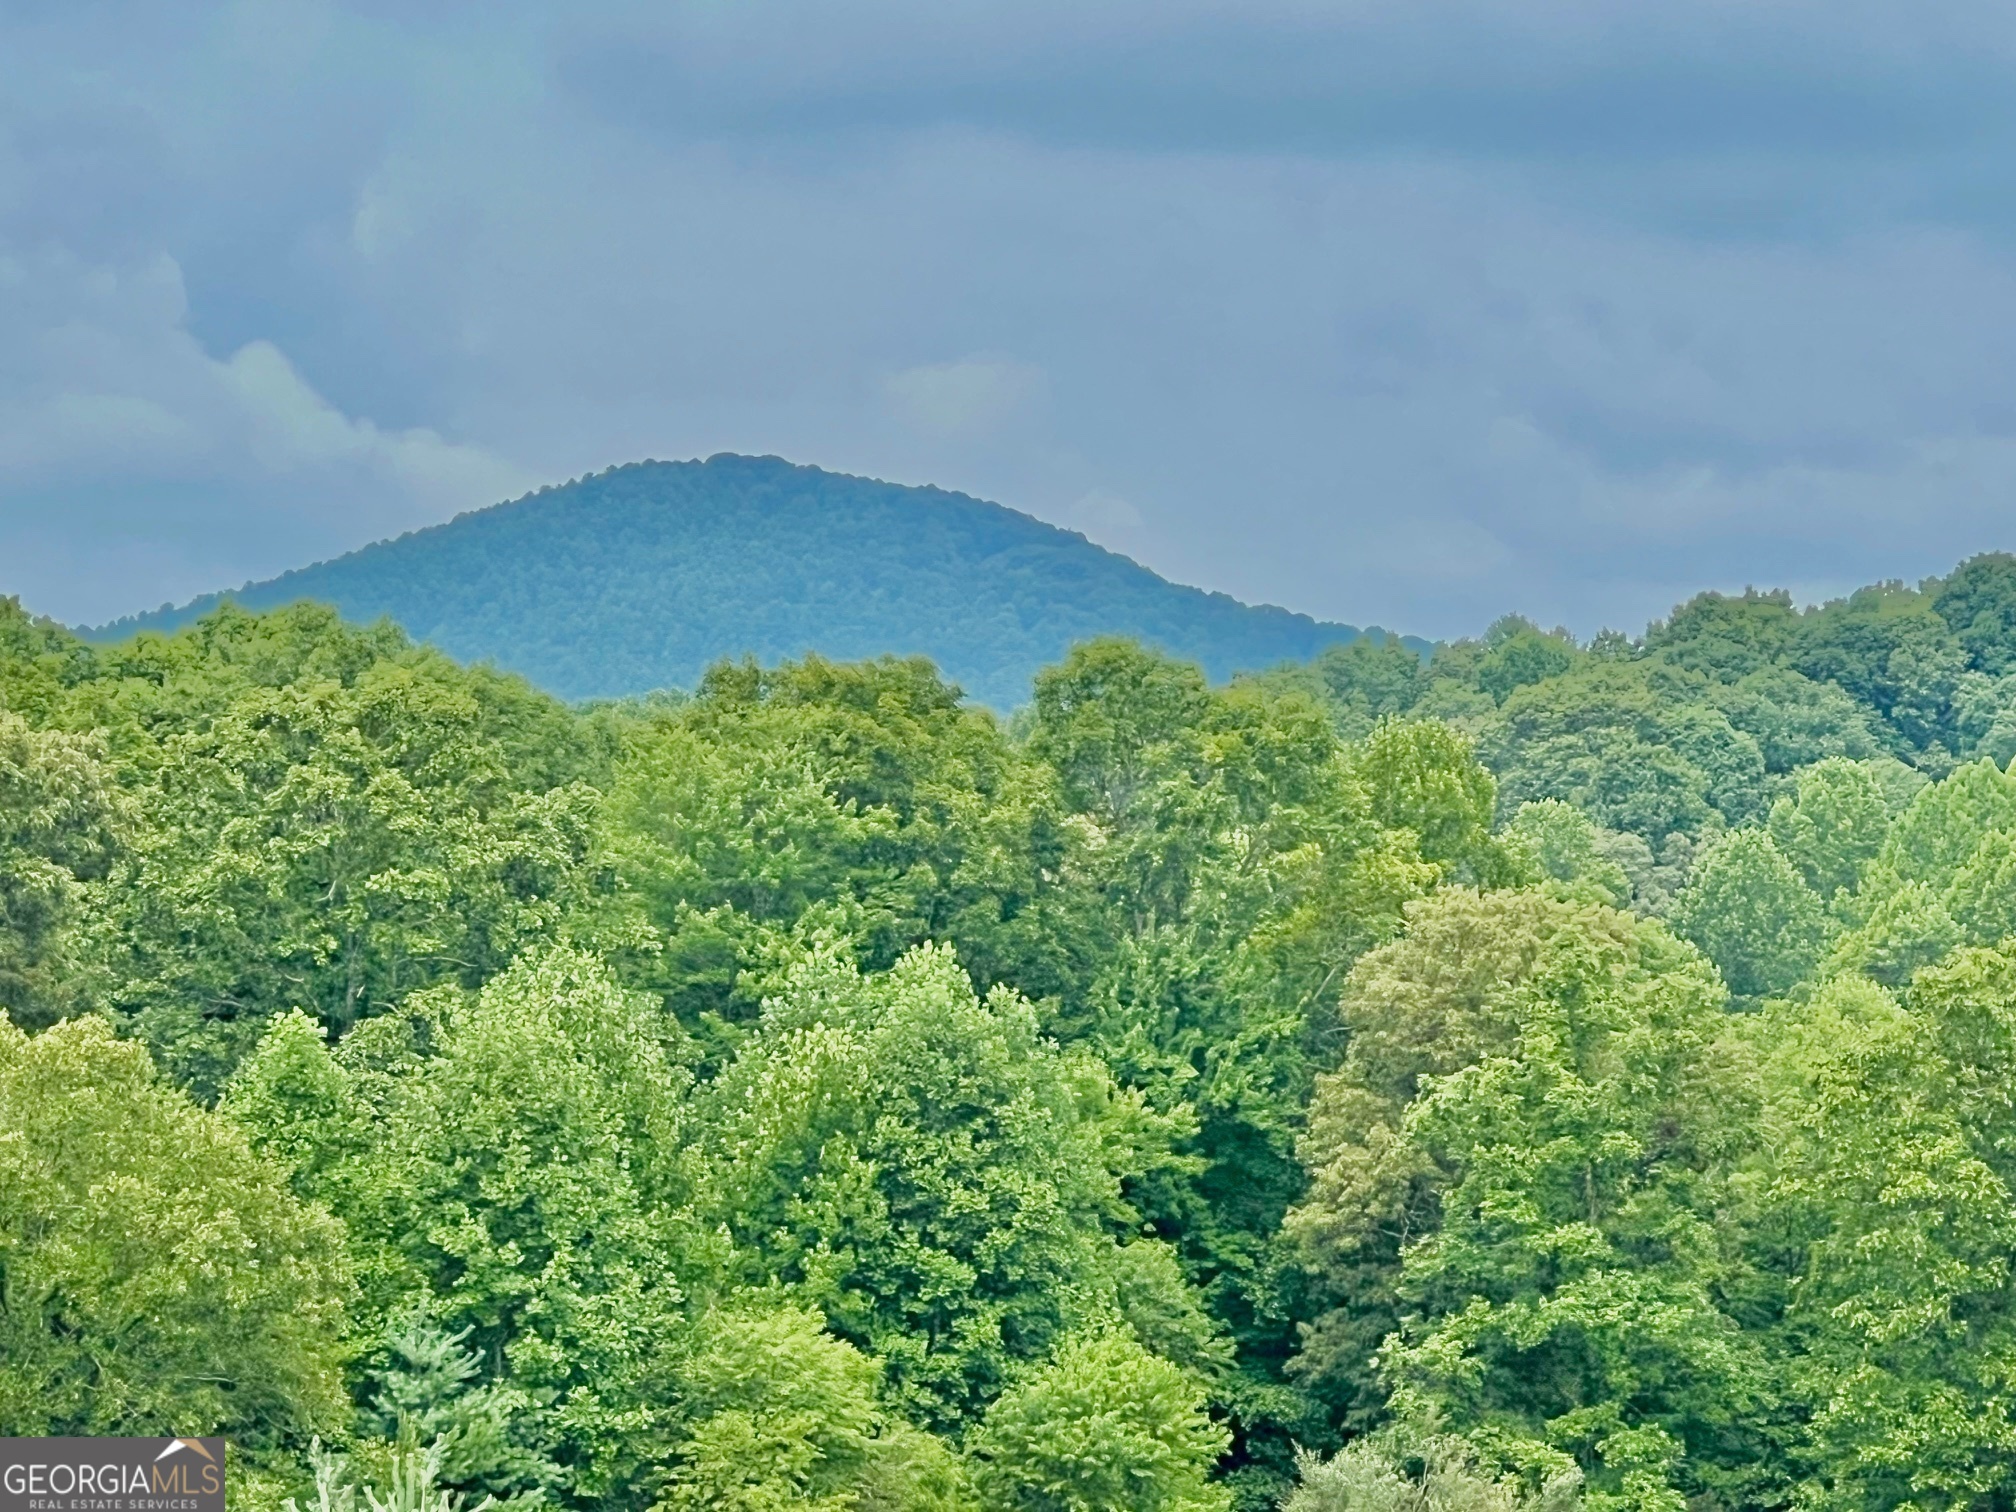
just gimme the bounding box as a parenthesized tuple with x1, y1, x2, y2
(0, 710, 121, 1027)
(970, 1330, 1230, 1512)
(15, 554, 2016, 1511)
(695, 943, 1166, 1427)
(0, 1016, 352, 1441)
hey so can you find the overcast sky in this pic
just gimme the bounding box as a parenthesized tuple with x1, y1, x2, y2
(8, 1, 2016, 638)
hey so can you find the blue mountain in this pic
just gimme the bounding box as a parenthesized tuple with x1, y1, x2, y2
(93, 455, 1413, 707)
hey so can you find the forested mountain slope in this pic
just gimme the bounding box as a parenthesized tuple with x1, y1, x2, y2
(89, 454, 1407, 707)
(13, 552, 2016, 1511)
(1244, 554, 2016, 920)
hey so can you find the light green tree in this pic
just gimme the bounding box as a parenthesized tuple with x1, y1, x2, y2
(1283, 1425, 1580, 1512)
(1772, 945, 2016, 1507)
(1375, 1001, 1767, 1510)
(697, 943, 1180, 1428)
(98, 660, 601, 1094)
(1824, 873, 1964, 988)
(1339, 911, 1771, 1509)
(283, 1438, 494, 1512)
(1504, 800, 1633, 908)
(1287, 889, 1780, 1505)
(1876, 756, 2016, 886)
(1351, 719, 1512, 885)
(598, 652, 1075, 1051)
(1943, 826, 2016, 947)
(653, 1302, 971, 1512)
(1028, 639, 1213, 831)
(1668, 830, 1832, 999)
(1764, 757, 1892, 901)
(0, 596, 97, 724)
(0, 710, 122, 1027)
(229, 949, 697, 1504)
(970, 1331, 1229, 1512)
(0, 1015, 352, 1440)
(1286, 889, 1727, 1429)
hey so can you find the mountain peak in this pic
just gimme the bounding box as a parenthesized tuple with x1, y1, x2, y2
(91, 458, 1409, 706)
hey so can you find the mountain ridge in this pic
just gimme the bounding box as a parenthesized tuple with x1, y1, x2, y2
(86, 454, 1417, 706)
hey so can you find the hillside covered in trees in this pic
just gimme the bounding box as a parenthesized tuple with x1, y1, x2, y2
(89, 455, 1408, 708)
(12, 551, 2016, 1511)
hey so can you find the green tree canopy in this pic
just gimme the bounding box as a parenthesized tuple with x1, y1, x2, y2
(0, 711, 122, 1027)
(1668, 831, 1833, 1000)
(1283, 1426, 1581, 1512)
(0, 1016, 353, 1441)
(96, 652, 601, 1092)
(1351, 719, 1510, 885)
(696, 944, 1178, 1429)
(228, 949, 696, 1504)
(1764, 757, 1893, 901)
(1504, 800, 1633, 909)
(598, 652, 1077, 1050)
(970, 1330, 1230, 1512)
(1771, 945, 2016, 1507)
(1643, 590, 1801, 683)
(1934, 553, 2016, 676)
(651, 1301, 970, 1512)
(1287, 889, 1728, 1430)
(1875, 755, 2016, 886)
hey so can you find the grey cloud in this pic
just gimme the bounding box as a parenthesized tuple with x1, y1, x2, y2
(5, 0, 2016, 645)
(554, 1, 2016, 161)
(0, 240, 533, 623)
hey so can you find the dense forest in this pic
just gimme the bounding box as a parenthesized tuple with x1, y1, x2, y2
(89, 456, 1415, 707)
(12, 552, 2016, 1511)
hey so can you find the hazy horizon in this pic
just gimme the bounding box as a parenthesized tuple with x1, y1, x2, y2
(66, 451, 1971, 647)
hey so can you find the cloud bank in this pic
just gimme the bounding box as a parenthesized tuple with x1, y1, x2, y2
(6, 1, 2016, 636)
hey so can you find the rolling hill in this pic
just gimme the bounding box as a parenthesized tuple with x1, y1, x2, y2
(89, 455, 1412, 707)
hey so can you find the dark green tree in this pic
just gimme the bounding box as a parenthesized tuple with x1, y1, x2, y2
(1934, 552, 2016, 675)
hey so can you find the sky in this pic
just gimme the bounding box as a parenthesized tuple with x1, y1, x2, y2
(8, 1, 2016, 640)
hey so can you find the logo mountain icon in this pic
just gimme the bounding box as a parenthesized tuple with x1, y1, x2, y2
(153, 1441, 217, 1464)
